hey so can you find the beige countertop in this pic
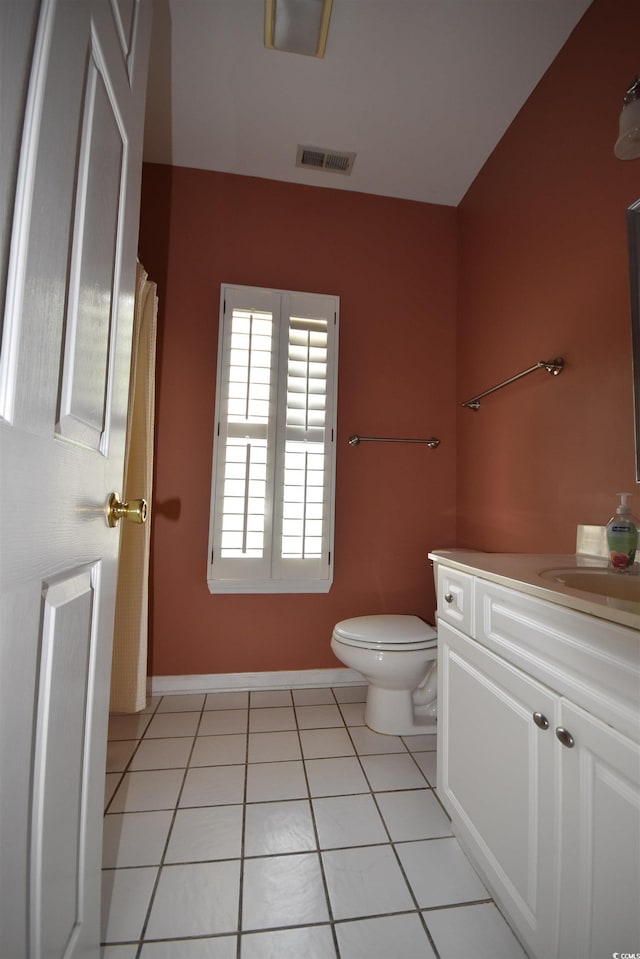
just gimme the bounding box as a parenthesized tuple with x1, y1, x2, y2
(428, 549, 640, 632)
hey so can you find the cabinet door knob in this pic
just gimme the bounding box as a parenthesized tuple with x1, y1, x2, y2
(533, 711, 549, 730)
(555, 727, 575, 748)
(444, 593, 454, 604)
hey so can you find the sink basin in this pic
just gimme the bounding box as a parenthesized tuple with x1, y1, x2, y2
(539, 567, 640, 604)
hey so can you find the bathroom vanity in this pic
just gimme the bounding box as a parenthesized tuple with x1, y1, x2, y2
(429, 549, 640, 959)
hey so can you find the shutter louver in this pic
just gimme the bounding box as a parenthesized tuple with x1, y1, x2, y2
(219, 309, 273, 558)
(282, 318, 328, 559)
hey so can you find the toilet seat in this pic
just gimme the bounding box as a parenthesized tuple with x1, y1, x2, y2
(332, 614, 437, 652)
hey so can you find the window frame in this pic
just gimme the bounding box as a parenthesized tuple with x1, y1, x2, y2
(207, 283, 339, 594)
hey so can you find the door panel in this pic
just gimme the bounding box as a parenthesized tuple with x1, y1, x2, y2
(0, 0, 39, 353)
(59, 38, 126, 449)
(31, 567, 98, 958)
(438, 620, 559, 959)
(0, 0, 54, 423)
(111, 0, 137, 68)
(558, 700, 640, 959)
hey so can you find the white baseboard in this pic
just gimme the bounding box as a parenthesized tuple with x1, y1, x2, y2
(150, 667, 364, 697)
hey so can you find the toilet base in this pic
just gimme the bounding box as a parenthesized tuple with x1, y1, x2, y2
(364, 685, 437, 736)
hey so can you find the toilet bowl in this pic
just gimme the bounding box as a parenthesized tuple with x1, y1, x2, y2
(331, 614, 437, 736)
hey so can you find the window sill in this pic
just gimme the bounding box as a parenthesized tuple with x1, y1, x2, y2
(207, 578, 333, 595)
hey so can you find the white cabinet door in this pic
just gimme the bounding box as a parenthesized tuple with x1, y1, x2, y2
(438, 620, 558, 959)
(0, 2, 150, 957)
(557, 700, 640, 959)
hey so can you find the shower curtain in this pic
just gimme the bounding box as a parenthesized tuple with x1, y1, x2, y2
(109, 262, 158, 713)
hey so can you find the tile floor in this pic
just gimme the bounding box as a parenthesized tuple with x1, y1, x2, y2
(103, 686, 528, 959)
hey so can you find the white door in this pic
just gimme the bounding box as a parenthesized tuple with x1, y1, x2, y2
(0, 2, 151, 957)
(557, 700, 640, 959)
(437, 620, 559, 959)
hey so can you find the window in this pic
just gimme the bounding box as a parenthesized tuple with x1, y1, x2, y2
(208, 284, 339, 593)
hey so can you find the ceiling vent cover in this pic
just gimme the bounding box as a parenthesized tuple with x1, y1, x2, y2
(296, 144, 356, 176)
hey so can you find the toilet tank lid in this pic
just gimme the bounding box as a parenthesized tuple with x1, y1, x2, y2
(333, 614, 436, 645)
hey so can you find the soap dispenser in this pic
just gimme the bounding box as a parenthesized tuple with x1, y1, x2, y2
(606, 493, 639, 569)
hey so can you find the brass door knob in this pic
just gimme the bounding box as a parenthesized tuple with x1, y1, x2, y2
(106, 492, 148, 528)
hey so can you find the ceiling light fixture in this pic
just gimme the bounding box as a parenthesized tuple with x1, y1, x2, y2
(614, 77, 640, 159)
(264, 0, 333, 58)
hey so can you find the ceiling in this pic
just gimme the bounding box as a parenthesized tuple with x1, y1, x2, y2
(143, 0, 593, 207)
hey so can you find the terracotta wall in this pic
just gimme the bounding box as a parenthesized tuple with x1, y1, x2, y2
(456, 0, 640, 551)
(138, 169, 457, 676)
(140, 0, 639, 678)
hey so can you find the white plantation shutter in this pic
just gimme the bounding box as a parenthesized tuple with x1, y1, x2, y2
(208, 285, 339, 593)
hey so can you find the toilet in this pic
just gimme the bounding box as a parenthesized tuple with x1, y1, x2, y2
(331, 614, 437, 736)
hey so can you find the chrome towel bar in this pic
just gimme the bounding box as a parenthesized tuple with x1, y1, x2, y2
(462, 357, 564, 410)
(348, 434, 440, 449)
